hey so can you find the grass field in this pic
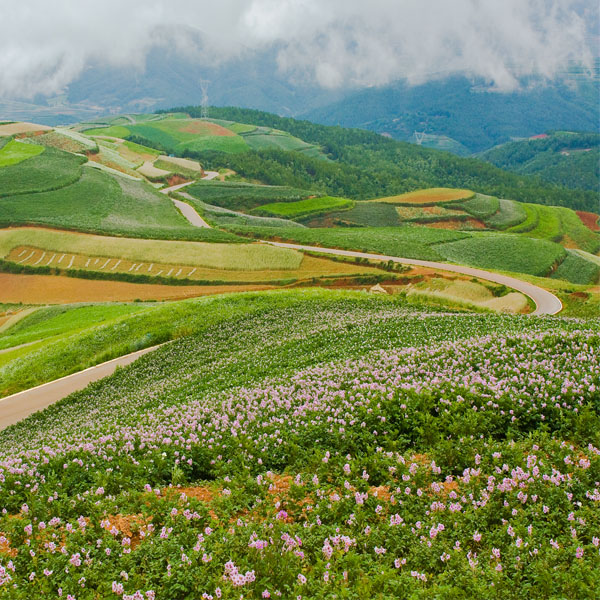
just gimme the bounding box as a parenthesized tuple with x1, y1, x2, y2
(0, 145, 84, 197)
(83, 115, 328, 157)
(407, 278, 529, 313)
(0, 291, 597, 597)
(374, 187, 474, 205)
(255, 196, 352, 219)
(0, 303, 147, 352)
(0, 228, 302, 271)
(557, 207, 600, 254)
(0, 139, 44, 166)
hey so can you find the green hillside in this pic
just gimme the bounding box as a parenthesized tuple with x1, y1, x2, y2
(79, 113, 326, 158)
(172, 106, 598, 213)
(479, 131, 600, 191)
(0, 291, 598, 597)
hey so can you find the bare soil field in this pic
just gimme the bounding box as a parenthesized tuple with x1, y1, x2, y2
(426, 218, 486, 230)
(576, 211, 600, 232)
(0, 122, 52, 136)
(0, 273, 276, 304)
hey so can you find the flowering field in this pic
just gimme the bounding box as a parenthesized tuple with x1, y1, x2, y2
(0, 292, 598, 598)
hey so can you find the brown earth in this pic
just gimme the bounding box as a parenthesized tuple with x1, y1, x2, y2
(426, 218, 485, 230)
(0, 122, 52, 136)
(166, 175, 191, 187)
(576, 211, 600, 232)
(0, 273, 275, 304)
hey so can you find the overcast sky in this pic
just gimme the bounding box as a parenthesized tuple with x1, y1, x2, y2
(0, 0, 596, 98)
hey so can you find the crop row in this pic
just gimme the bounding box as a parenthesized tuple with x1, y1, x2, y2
(0, 296, 597, 598)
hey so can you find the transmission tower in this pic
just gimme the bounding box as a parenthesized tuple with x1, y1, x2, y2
(414, 131, 426, 145)
(199, 79, 210, 119)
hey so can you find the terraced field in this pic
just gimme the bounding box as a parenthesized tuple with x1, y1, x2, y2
(79, 114, 324, 158)
(0, 291, 597, 598)
(374, 187, 474, 205)
(255, 196, 353, 219)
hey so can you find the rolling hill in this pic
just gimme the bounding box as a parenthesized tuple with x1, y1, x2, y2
(479, 131, 600, 191)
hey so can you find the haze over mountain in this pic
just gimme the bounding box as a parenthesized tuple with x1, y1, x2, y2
(0, 0, 598, 153)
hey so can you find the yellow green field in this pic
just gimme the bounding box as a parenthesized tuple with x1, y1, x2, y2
(374, 188, 474, 205)
(0, 228, 302, 271)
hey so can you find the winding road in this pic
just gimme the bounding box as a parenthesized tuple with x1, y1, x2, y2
(263, 241, 563, 316)
(0, 196, 563, 429)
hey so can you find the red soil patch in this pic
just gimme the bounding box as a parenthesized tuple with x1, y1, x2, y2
(0, 534, 16, 557)
(0, 273, 275, 304)
(427, 218, 485, 230)
(576, 211, 600, 232)
(167, 175, 191, 187)
(570, 291, 590, 300)
(179, 121, 235, 137)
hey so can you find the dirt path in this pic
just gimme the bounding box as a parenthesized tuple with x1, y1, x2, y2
(264, 241, 563, 316)
(0, 308, 38, 334)
(0, 345, 161, 430)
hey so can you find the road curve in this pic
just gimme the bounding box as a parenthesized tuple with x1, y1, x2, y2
(0, 238, 562, 429)
(171, 197, 211, 228)
(264, 241, 563, 316)
(0, 345, 160, 431)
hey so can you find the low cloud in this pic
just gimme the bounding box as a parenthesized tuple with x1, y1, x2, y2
(0, 0, 595, 98)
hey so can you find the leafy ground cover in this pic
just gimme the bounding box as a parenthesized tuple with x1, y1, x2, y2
(190, 200, 306, 229)
(230, 225, 468, 261)
(0, 168, 239, 241)
(457, 194, 500, 219)
(551, 249, 600, 285)
(0, 291, 597, 598)
(255, 196, 352, 219)
(436, 234, 566, 277)
(483, 199, 528, 230)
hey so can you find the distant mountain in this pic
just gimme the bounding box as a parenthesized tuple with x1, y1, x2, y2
(0, 48, 346, 126)
(303, 75, 600, 154)
(479, 131, 600, 192)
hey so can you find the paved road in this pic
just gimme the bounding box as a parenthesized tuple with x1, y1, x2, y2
(171, 197, 211, 228)
(160, 181, 195, 194)
(264, 241, 563, 316)
(160, 183, 211, 228)
(0, 345, 160, 431)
